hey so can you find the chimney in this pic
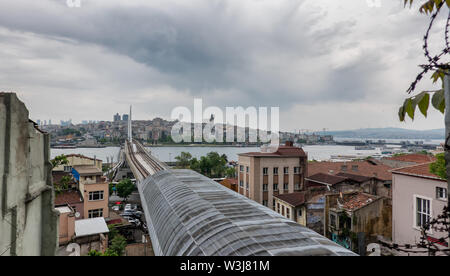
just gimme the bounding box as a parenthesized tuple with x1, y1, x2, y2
(285, 141, 293, 147)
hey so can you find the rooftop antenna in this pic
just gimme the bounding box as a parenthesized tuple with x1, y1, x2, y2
(128, 105, 132, 142)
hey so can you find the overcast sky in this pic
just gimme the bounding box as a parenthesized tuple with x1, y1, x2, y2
(0, 0, 447, 131)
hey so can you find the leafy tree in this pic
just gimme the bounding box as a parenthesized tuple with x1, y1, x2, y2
(225, 167, 236, 178)
(430, 153, 447, 179)
(175, 152, 192, 168)
(109, 234, 127, 256)
(116, 179, 135, 201)
(51, 154, 69, 169)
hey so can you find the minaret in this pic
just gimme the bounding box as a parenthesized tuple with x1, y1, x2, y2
(128, 105, 132, 142)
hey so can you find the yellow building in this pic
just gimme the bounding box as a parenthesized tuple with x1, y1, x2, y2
(274, 192, 307, 226)
(53, 154, 103, 172)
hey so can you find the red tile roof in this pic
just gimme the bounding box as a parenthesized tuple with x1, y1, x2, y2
(385, 153, 436, 164)
(391, 162, 444, 181)
(306, 173, 348, 186)
(220, 178, 238, 185)
(55, 190, 83, 206)
(335, 172, 373, 183)
(274, 192, 306, 207)
(340, 193, 379, 211)
(308, 160, 392, 181)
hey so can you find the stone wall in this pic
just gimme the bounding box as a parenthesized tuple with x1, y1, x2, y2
(0, 93, 58, 256)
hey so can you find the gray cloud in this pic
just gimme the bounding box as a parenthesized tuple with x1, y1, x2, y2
(0, 0, 445, 130)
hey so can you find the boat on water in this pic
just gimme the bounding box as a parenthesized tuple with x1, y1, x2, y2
(355, 145, 376, 150)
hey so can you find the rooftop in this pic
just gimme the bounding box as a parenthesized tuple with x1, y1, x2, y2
(306, 173, 348, 186)
(274, 192, 307, 207)
(308, 160, 392, 181)
(65, 154, 101, 162)
(238, 142, 306, 158)
(335, 172, 373, 183)
(55, 190, 83, 206)
(75, 217, 109, 238)
(73, 165, 103, 176)
(55, 206, 72, 214)
(338, 193, 379, 211)
(390, 162, 444, 181)
(384, 153, 436, 164)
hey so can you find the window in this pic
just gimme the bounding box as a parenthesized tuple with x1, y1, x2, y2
(330, 213, 336, 228)
(246, 166, 249, 173)
(294, 167, 300, 174)
(88, 209, 103, 218)
(88, 191, 104, 201)
(263, 184, 268, 191)
(416, 197, 431, 228)
(286, 208, 290, 219)
(240, 165, 244, 172)
(341, 165, 347, 171)
(352, 165, 358, 172)
(277, 203, 280, 212)
(273, 184, 278, 191)
(283, 167, 289, 174)
(263, 168, 268, 175)
(281, 206, 285, 216)
(436, 187, 448, 200)
(273, 199, 276, 209)
(262, 200, 268, 207)
(283, 183, 289, 191)
(239, 180, 244, 187)
(294, 183, 300, 190)
(246, 182, 249, 189)
(273, 167, 278, 175)
(298, 209, 302, 217)
(64, 166, 72, 172)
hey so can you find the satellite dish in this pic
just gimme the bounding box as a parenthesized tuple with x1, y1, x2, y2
(75, 212, 80, 218)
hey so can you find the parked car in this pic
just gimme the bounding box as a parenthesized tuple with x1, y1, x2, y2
(124, 204, 132, 212)
(112, 205, 120, 211)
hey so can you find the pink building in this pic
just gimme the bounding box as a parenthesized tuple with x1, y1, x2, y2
(391, 163, 448, 253)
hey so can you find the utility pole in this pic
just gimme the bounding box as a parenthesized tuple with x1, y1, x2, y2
(445, 75, 450, 250)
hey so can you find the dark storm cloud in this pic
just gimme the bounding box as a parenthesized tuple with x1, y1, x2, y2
(0, 0, 383, 108)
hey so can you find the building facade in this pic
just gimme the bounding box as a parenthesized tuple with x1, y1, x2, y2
(237, 142, 307, 210)
(73, 165, 109, 219)
(391, 163, 448, 252)
(274, 192, 307, 226)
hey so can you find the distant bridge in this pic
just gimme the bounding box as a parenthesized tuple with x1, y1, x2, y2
(119, 139, 356, 256)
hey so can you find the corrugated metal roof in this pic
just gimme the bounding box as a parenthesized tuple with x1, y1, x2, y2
(138, 169, 356, 256)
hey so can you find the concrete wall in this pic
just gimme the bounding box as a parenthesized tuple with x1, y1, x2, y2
(0, 93, 58, 256)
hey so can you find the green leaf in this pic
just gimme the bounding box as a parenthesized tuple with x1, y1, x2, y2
(404, 98, 416, 120)
(398, 105, 406, 122)
(431, 89, 445, 114)
(415, 92, 430, 117)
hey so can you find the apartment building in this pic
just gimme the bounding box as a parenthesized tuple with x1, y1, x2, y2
(237, 141, 307, 210)
(72, 165, 109, 219)
(391, 163, 448, 253)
